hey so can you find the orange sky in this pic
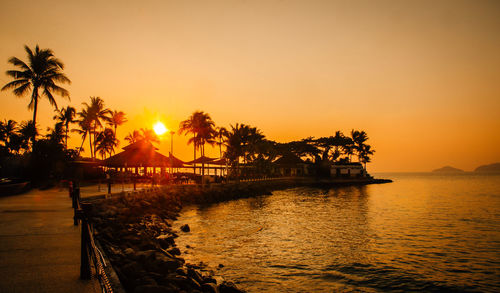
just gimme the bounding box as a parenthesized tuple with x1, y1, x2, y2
(0, 0, 499, 172)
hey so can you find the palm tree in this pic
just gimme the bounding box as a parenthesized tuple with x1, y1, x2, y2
(74, 108, 93, 157)
(179, 111, 216, 177)
(54, 106, 76, 149)
(358, 144, 375, 169)
(18, 120, 37, 151)
(95, 128, 118, 159)
(0, 120, 18, 146)
(46, 122, 65, 144)
(351, 130, 369, 162)
(125, 130, 142, 144)
(215, 126, 228, 158)
(1, 45, 70, 141)
(140, 128, 160, 144)
(82, 97, 111, 159)
(108, 110, 127, 139)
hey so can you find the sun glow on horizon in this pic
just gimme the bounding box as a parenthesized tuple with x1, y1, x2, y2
(153, 121, 168, 136)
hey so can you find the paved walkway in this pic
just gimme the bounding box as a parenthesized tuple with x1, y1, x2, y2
(0, 183, 144, 293)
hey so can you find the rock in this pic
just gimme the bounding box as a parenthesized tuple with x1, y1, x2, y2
(202, 282, 219, 293)
(180, 224, 190, 232)
(203, 276, 217, 284)
(168, 247, 181, 255)
(133, 284, 173, 293)
(135, 250, 156, 262)
(175, 267, 188, 276)
(218, 263, 224, 268)
(156, 234, 175, 248)
(120, 261, 144, 279)
(189, 277, 202, 290)
(219, 281, 245, 293)
(187, 267, 203, 284)
(123, 248, 135, 257)
(154, 253, 182, 271)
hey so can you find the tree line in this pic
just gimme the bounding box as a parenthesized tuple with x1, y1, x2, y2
(177, 111, 375, 178)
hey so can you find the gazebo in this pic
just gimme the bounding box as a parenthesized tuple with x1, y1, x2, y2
(103, 140, 182, 175)
(185, 156, 227, 176)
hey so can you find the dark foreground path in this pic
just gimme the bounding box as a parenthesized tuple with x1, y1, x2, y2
(0, 187, 102, 293)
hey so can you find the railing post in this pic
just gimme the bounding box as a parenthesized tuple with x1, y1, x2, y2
(73, 186, 80, 226)
(80, 215, 91, 279)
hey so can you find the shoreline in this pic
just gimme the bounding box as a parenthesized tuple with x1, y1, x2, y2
(86, 177, 391, 292)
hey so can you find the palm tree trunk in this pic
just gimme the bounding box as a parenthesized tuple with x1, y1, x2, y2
(31, 90, 38, 143)
(65, 123, 69, 150)
(201, 143, 205, 180)
(93, 125, 97, 159)
(77, 133, 86, 157)
(193, 134, 196, 176)
(89, 131, 93, 158)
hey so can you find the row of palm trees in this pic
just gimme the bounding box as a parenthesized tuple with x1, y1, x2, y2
(177, 111, 376, 178)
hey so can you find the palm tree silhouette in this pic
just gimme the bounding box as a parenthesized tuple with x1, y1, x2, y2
(74, 108, 93, 157)
(125, 130, 142, 144)
(179, 111, 216, 179)
(108, 110, 127, 140)
(215, 126, 228, 158)
(0, 120, 18, 147)
(82, 97, 111, 159)
(1, 45, 70, 141)
(351, 130, 368, 162)
(54, 106, 76, 149)
(96, 128, 118, 159)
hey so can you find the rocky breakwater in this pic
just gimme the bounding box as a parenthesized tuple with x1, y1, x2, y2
(88, 189, 245, 293)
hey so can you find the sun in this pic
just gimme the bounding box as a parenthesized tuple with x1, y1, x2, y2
(153, 121, 168, 136)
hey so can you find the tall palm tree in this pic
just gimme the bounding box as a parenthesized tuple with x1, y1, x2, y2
(82, 97, 111, 159)
(74, 108, 93, 157)
(179, 111, 216, 177)
(54, 106, 76, 149)
(215, 126, 228, 158)
(108, 110, 127, 139)
(1, 45, 70, 141)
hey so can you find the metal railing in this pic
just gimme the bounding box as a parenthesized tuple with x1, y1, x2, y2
(71, 184, 114, 293)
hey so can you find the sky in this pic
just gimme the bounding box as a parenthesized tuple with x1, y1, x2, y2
(0, 0, 499, 172)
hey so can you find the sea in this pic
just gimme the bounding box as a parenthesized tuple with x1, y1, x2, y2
(173, 173, 500, 292)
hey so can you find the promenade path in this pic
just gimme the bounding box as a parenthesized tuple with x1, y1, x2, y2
(0, 183, 147, 293)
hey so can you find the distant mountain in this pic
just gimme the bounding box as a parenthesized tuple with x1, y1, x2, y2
(474, 162, 500, 173)
(432, 166, 464, 173)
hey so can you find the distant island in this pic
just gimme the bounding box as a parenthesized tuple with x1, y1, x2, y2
(474, 162, 500, 173)
(432, 166, 464, 173)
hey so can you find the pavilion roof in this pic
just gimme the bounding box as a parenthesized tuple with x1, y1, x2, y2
(167, 152, 186, 168)
(184, 155, 217, 165)
(273, 153, 305, 166)
(103, 140, 170, 167)
(122, 139, 158, 151)
(210, 158, 227, 166)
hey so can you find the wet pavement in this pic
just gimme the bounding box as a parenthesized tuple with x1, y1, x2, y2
(0, 183, 145, 293)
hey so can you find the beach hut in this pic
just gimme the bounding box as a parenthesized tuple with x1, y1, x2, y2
(330, 162, 366, 178)
(273, 153, 308, 176)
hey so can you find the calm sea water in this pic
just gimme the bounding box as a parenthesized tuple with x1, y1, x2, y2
(174, 173, 500, 292)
